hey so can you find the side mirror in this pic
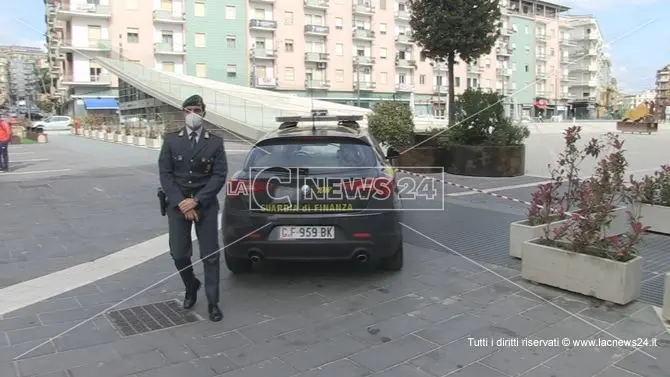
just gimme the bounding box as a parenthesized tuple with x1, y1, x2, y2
(386, 148, 400, 160)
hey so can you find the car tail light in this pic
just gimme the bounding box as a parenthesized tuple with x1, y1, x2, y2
(342, 177, 394, 199)
(226, 179, 272, 197)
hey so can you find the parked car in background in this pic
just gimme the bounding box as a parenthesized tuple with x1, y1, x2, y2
(31, 115, 73, 132)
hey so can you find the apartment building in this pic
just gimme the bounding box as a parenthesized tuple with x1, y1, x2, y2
(0, 58, 8, 106)
(45, 0, 188, 115)
(655, 65, 670, 114)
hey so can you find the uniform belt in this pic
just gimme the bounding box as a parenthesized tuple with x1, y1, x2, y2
(181, 190, 198, 198)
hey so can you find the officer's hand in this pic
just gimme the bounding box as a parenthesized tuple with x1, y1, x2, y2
(184, 209, 199, 222)
(179, 198, 198, 213)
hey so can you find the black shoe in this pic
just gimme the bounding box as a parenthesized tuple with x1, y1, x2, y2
(183, 279, 201, 309)
(208, 304, 223, 322)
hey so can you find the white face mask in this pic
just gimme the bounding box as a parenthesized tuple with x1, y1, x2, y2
(185, 112, 203, 130)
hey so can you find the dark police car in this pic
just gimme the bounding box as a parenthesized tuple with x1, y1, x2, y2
(221, 110, 404, 273)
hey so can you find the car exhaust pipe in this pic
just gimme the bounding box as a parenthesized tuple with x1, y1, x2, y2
(353, 249, 369, 263)
(248, 250, 262, 263)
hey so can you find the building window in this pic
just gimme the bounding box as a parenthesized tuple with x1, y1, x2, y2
(195, 63, 206, 78)
(227, 64, 237, 78)
(161, 31, 173, 46)
(380, 72, 387, 84)
(379, 23, 387, 35)
(335, 69, 344, 82)
(380, 48, 387, 59)
(285, 67, 295, 81)
(380, 0, 386, 9)
(284, 11, 293, 25)
(398, 74, 406, 84)
(195, 33, 206, 47)
(420, 52, 426, 61)
(126, 27, 139, 43)
(226, 35, 236, 48)
(163, 62, 174, 72)
(335, 43, 343, 56)
(89, 60, 102, 81)
(455, 77, 460, 87)
(420, 74, 426, 85)
(285, 39, 294, 52)
(195, 0, 205, 17)
(335, 18, 343, 30)
(525, 65, 529, 72)
(225, 5, 236, 19)
(161, 0, 172, 11)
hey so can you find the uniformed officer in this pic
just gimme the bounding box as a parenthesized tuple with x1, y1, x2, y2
(158, 94, 227, 322)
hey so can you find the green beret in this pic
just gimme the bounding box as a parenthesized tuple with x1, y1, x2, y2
(182, 94, 205, 109)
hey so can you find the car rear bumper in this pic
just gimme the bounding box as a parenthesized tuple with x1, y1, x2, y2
(222, 210, 402, 261)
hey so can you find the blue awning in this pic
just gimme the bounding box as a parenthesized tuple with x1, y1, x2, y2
(83, 98, 119, 110)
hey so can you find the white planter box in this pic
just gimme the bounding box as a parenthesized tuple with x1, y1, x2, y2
(105, 133, 115, 142)
(146, 138, 162, 149)
(521, 238, 641, 305)
(97, 131, 106, 140)
(83, 130, 90, 137)
(509, 218, 569, 258)
(639, 203, 670, 234)
(113, 134, 123, 142)
(75, 128, 83, 135)
(134, 136, 146, 146)
(663, 273, 670, 321)
(124, 135, 134, 144)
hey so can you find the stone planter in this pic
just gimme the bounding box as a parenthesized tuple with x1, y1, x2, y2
(509, 217, 569, 258)
(639, 203, 670, 234)
(663, 273, 670, 321)
(105, 133, 115, 142)
(146, 138, 162, 149)
(521, 238, 641, 305)
(396, 146, 444, 173)
(83, 129, 90, 137)
(97, 131, 106, 140)
(75, 128, 82, 135)
(114, 133, 123, 142)
(124, 135, 134, 144)
(134, 136, 146, 146)
(441, 143, 525, 177)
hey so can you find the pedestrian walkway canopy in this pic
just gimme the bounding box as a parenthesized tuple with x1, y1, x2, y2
(83, 98, 119, 110)
(97, 58, 371, 141)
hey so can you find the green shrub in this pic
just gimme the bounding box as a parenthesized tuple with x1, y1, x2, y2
(447, 88, 529, 146)
(367, 101, 415, 149)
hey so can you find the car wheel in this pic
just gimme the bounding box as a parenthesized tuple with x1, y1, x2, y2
(225, 252, 253, 273)
(378, 242, 403, 271)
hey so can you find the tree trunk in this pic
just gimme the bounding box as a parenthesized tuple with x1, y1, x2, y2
(447, 53, 456, 125)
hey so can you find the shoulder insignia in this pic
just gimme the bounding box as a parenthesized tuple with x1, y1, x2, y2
(204, 131, 210, 139)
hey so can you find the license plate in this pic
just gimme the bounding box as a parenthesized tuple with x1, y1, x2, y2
(278, 226, 335, 240)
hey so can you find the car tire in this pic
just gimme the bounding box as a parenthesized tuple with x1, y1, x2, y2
(225, 252, 253, 273)
(379, 242, 403, 271)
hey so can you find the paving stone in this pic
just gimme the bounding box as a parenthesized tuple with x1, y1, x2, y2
(237, 313, 311, 342)
(223, 334, 307, 367)
(350, 313, 432, 345)
(15, 343, 119, 377)
(133, 360, 217, 377)
(53, 320, 120, 352)
(414, 313, 493, 345)
(616, 349, 670, 377)
(372, 363, 434, 377)
(0, 362, 18, 377)
(68, 349, 168, 377)
(479, 340, 565, 376)
(282, 311, 379, 347)
(521, 301, 585, 325)
(258, 292, 332, 318)
(296, 359, 372, 377)
(410, 297, 470, 323)
(0, 334, 7, 347)
(110, 332, 196, 364)
(579, 301, 648, 324)
(301, 294, 372, 321)
(445, 363, 508, 376)
(349, 334, 437, 372)
(607, 307, 666, 342)
(38, 305, 110, 325)
(412, 276, 483, 298)
(596, 365, 650, 376)
(410, 336, 499, 376)
(457, 282, 519, 309)
(463, 271, 506, 286)
(0, 316, 41, 332)
(471, 294, 539, 323)
(280, 334, 368, 371)
(363, 294, 434, 322)
(0, 339, 57, 362)
(183, 332, 251, 357)
(361, 279, 438, 304)
(519, 365, 568, 377)
(531, 315, 604, 342)
(544, 345, 628, 376)
(216, 357, 298, 377)
(510, 277, 567, 302)
(493, 315, 548, 338)
(197, 353, 238, 375)
(4, 298, 81, 318)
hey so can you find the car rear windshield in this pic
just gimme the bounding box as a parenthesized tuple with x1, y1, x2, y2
(244, 137, 379, 173)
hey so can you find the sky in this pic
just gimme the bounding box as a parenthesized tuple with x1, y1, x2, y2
(1, 0, 667, 94)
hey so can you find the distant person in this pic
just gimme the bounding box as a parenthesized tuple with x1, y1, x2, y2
(0, 118, 11, 172)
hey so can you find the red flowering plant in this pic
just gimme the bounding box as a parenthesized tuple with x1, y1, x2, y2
(548, 133, 648, 262)
(634, 165, 670, 207)
(526, 126, 602, 234)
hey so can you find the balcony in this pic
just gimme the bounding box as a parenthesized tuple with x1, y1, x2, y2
(60, 73, 111, 86)
(434, 86, 448, 94)
(394, 10, 410, 21)
(536, 90, 551, 97)
(153, 10, 186, 23)
(536, 72, 548, 80)
(496, 68, 511, 77)
(352, 4, 374, 16)
(500, 28, 513, 36)
(353, 81, 376, 90)
(536, 33, 548, 42)
(305, 79, 330, 89)
(496, 47, 512, 57)
(432, 62, 448, 72)
(352, 29, 375, 41)
(56, 3, 111, 19)
(249, 19, 277, 30)
(304, 25, 329, 36)
(395, 59, 417, 69)
(304, 0, 328, 10)
(536, 53, 547, 61)
(255, 77, 277, 89)
(396, 83, 414, 92)
(395, 34, 413, 45)
(560, 57, 570, 65)
(154, 43, 186, 55)
(251, 48, 277, 59)
(60, 39, 111, 51)
(353, 56, 375, 66)
(305, 52, 329, 63)
(560, 38, 576, 47)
